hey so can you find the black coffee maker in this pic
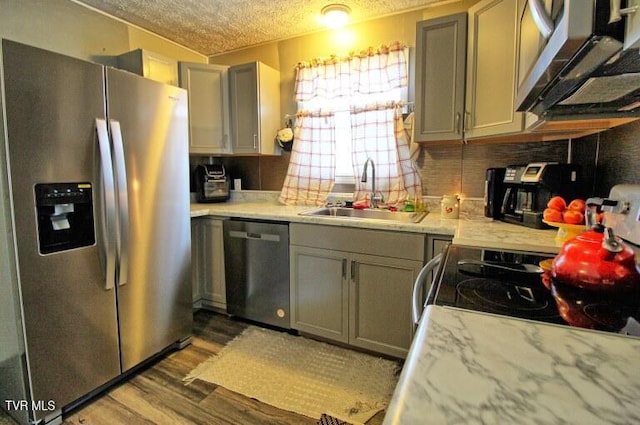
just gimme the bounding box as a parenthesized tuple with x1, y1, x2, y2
(484, 168, 507, 219)
(485, 162, 582, 229)
(194, 164, 231, 203)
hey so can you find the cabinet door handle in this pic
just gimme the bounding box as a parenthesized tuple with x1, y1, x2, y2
(342, 258, 347, 279)
(350, 261, 357, 281)
(253, 134, 257, 149)
(455, 112, 461, 134)
(464, 111, 471, 132)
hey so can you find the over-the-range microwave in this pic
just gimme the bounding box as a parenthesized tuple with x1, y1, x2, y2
(516, 0, 640, 121)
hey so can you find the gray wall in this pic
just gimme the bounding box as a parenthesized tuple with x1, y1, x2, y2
(0, 0, 206, 65)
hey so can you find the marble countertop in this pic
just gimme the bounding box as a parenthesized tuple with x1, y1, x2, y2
(190, 192, 561, 253)
(384, 305, 640, 425)
(455, 216, 560, 254)
(190, 200, 457, 236)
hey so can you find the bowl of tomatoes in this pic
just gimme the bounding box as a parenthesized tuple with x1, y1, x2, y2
(542, 196, 590, 245)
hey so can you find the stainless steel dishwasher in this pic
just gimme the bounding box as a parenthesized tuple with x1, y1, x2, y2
(223, 219, 290, 329)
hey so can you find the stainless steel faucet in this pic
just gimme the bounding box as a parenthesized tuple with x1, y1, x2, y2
(361, 158, 378, 208)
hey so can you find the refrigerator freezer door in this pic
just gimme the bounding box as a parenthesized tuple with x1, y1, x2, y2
(105, 68, 192, 372)
(2, 40, 121, 419)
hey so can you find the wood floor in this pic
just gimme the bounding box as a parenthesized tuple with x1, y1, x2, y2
(56, 310, 387, 425)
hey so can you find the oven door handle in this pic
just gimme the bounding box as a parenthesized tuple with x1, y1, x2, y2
(412, 253, 443, 325)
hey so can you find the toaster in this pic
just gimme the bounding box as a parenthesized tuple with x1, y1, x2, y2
(194, 164, 230, 203)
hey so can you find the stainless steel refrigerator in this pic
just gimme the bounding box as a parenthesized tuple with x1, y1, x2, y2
(0, 39, 192, 425)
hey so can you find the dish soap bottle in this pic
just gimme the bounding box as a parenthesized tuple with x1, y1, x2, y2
(404, 199, 415, 212)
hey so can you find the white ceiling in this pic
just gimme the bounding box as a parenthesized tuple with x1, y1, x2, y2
(73, 0, 456, 56)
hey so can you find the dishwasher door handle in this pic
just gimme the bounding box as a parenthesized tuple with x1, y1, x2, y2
(228, 230, 281, 242)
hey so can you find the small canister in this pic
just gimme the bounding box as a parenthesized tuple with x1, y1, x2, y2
(441, 194, 460, 219)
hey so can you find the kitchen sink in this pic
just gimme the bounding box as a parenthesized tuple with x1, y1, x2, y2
(299, 207, 427, 223)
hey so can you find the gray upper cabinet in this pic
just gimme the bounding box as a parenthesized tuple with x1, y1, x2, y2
(117, 49, 179, 86)
(415, 13, 467, 143)
(179, 62, 231, 155)
(464, 0, 524, 139)
(229, 62, 281, 155)
(415, 0, 524, 144)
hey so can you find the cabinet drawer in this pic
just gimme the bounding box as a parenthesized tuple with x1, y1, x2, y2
(290, 223, 425, 261)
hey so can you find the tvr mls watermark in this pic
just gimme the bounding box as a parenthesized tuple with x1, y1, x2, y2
(4, 399, 56, 411)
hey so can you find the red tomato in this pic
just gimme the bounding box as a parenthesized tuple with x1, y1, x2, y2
(567, 199, 586, 212)
(543, 208, 563, 223)
(563, 209, 584, 225)
(547, 196, 567, 212)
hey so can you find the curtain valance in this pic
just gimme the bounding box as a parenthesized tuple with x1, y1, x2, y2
(294, 41, 408, 102)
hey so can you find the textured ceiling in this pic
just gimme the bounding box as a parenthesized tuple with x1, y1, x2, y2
(73, 0, 456, 56)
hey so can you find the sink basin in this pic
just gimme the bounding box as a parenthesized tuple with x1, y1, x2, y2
(299, 207, 427, 223)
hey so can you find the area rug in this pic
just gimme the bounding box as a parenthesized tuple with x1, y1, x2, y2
(184, 326, 400, 424)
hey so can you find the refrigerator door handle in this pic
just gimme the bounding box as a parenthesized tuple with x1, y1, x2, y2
(95, 118, 117, 290)
(109, 119, 130, 287)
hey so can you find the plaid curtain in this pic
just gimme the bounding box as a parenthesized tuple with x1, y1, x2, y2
(278, 111, 336, 206)
(294, 42, 408, 101)
(351, 103, 422, 205)
(281, 42, 412, 206)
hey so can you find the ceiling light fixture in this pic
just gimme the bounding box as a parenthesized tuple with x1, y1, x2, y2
(321, 4, 351, 29)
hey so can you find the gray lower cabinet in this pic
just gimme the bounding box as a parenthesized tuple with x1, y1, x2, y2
(349, 253, 421, 356)
(191, 217, 227, 311)
(290, 246, 349, 343)
(290, 224, 426, 358)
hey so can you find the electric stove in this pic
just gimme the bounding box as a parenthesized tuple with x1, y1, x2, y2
(428, 244, 640, 337)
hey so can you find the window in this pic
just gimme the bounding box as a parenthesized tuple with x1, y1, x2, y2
(298, 87, 407, 183)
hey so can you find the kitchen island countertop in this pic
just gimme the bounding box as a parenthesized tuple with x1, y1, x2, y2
(384, 305, 640, 425)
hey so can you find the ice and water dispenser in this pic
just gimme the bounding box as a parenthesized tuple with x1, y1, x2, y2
(35, 182, 95, 254)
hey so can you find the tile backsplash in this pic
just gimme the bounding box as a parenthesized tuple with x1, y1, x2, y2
(415, 141, 573, 198)
(191, 120, 640, 200)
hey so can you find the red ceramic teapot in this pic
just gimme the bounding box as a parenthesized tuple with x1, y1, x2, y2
(552, 224, 640, 292)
